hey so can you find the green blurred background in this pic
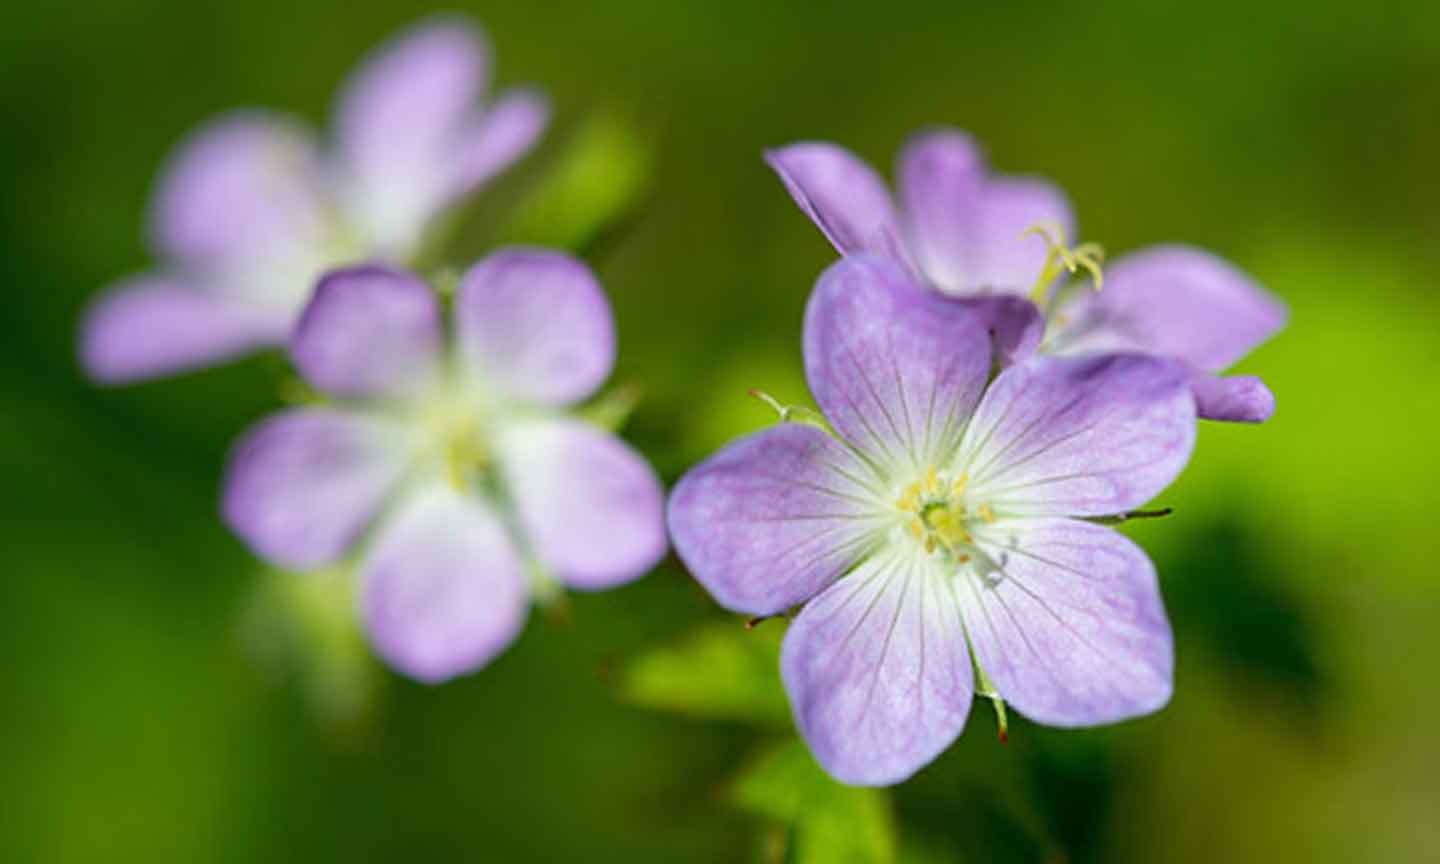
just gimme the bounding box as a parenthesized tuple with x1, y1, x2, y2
(3, 1, 1438, 861)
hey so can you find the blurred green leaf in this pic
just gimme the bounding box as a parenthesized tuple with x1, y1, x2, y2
(732, 739, 897, 864)
(619, 619, 791, 727)
(499, 110, 653, 254)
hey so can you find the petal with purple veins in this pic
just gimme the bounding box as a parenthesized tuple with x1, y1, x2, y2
(668, 423, 888, 616)
(455, 248, 615, 406)
(79, 274, 286, 384)
(765, 142, 907, 260)
(804, 255, 992, 474)
(291, 265, 442, 399)
(781, 547, 974, 786)
(222, 408, 413, 569)
(958, 517, 1173, 726)
(361, 483, 528, 683)
(497, 417, 666, 590)
(955, 354, 1195, 517)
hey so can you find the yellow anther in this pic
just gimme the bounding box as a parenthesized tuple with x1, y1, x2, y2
(977, 503, 996, 524)
(1022, 222, 1105, 302)
(908, 518, 924, 540)
(924, 537, 937, 555)
(951, 472, 968, 497)
(925, 467, 938, 493)
(957, 553, 971, 564)
(897, 483, 921, 512)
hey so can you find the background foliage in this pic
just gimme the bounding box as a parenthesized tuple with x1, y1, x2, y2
(2, 1, 1437, 861)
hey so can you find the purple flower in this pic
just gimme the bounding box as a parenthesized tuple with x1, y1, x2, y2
(80, 17, 548, 384)
(766, 129, 1286, 422)
(221, 250, 666, 682)
(668, 255, 1195, 786)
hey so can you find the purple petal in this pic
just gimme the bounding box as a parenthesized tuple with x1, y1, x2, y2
(79, 275, 286, 384)
(150, 112, 324, 264)
(1190, 373, 1276, 423)
(455, 248, 614, 406)
(781, 548, 974, 786)
(335, 17, 488, 192)
(222, 408, 412, 569)
(1051, 246, 1287, 372)
(962, 294, 1045, 367)
(362, 483, 528, 683)
(497, 418, 665, 590)
(668, 423, 888, 616)
(456, 87, 550, 191)
(955, 354, 1195, 517)
(898, 130, 1073, 295)
(765, 142, 906, 259)
(959, 518, 1173, 726)
(804, 255, 992, 472)
(291, 265, 442, 399)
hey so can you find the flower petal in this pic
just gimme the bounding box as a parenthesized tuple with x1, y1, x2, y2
(150, 111, 325, 264)
(1190, 373, 1276, 423)
(291, 265, 442, 399)
(455, 248, 614, 406)
(804, 255, 992, 473)
(765, 142, 906, 259)
(898, 130, 1072, 295)
(963, 294, 1045, 367)
(497, 417, 665, 590)
(956, 354, 1195, 516)
(668, 423, 888, 616)
(781, 547, 974, 786)
(79, 275, 286, 384)
(456, 87, 549, 191)
(222, 408, 412, 569)
(361, 483, 528, 683)
(1049, 245, 1287, 372)
(959, 518, 1173, 726)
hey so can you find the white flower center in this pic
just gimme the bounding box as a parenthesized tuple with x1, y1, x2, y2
(893, 467, 995, 562)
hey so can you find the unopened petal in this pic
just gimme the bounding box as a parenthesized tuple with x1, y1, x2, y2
(1190, 373, 1276, 423)
(765, 142, 905, 258)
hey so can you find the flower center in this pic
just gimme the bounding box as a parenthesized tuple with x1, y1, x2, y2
(416, 397, 491, 491)
(894, 467, 995, 561)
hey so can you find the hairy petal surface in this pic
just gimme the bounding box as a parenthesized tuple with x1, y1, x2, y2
(668, 424, 887, 616)
(955, 354, 1195, 516)
(79, 276, 285, 383)
(781, 548, 974, 786)
(150, 112, 325, 264)
(1050, 246, 1287, 372)
(497, 417, 666, 590)
(765, 142, 905, 259)
(291, 265, 442, 399)
(222, 408, 412, 569)
(455, 248, 614, 406)
(362, 483, 528, 683)
(804, 255, 992, 474)
(958, 518, 1173, 726)
(1189, 373, 1276, 423)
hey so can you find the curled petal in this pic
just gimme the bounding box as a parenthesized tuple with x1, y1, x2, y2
(898, 130, 1073, 295)
(956, 354, 1195, 517)
(79, 275, 284, 384)
(765, 142, 905, 258)
(150, 111, 325, 264)
(804, 255, 992, 473)
(781, 548, 974, 786)
(1190, 373, 1276, 423)
(455, 248, 614, 406)
(291, 265, 442, 399)
(497, 418, 666, 590)
(1051, 245, 1287, 372)
(668, 424, 887, 616)
(362, 483, 528, 683)
(222, 408, 412, 569)
(960, 518, 1173, 726)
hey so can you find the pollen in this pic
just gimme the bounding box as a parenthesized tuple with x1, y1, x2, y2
(894, 467, 995, 561)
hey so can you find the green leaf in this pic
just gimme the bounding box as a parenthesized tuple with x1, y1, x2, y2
(619, 619, 791, 727)
(498, 110, 653, 253)
(732, 738, 897, 864)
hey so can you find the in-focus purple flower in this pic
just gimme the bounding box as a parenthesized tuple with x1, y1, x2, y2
(221, 249, 666, 682)
(766, 129, 1287, 422)
(80, 17, 549, 384)
(668, 255, 1195, 786)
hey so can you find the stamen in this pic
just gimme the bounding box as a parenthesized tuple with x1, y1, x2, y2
(908, 518, 924, 539)
(897, 483, 921, 512)
(951, 472, 968, 497)
(976, 503, 996, 524)
(1021, 222, 1106, 303)
(924, 467, 938, 493)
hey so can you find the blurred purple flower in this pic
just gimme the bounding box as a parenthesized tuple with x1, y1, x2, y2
(221, 250, 665, 682)
(80, 17, 548, 384)
(767, 129, 1286, 422)
(668, 255, 1195, 786)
